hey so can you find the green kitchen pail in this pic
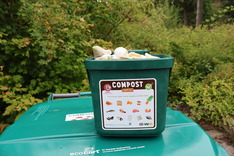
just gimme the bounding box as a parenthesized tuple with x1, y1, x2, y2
(84, 51, 174, 137)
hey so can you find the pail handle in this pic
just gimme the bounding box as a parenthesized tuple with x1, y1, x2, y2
(47, 91, 91, 101)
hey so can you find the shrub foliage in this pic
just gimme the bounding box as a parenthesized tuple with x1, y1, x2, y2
(0, 0, 109, 122)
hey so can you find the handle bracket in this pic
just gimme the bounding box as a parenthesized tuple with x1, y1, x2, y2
(48, 91, 91, 101)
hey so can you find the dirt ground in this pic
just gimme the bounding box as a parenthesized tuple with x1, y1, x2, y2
(199, 122, 234, 156)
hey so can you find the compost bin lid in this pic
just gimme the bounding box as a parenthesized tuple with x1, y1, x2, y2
(0, 96, 228, 156)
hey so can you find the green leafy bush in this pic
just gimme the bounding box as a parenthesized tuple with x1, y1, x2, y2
(0, 73, 43, 120)
(0, 0, 110, 123)
(179, 64, 233, 129)
(164, 26, 234, 130)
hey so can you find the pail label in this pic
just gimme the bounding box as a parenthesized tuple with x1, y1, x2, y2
(99, 78, 157, 130)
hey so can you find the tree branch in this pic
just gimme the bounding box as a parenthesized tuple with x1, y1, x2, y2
(104, 9, 133, 38)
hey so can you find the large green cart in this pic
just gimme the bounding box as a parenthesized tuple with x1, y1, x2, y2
(0, 92, 229, 156)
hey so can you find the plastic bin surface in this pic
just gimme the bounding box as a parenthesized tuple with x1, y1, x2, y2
(0, 96, 229, 156)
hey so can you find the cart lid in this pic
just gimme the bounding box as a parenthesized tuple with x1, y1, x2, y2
(0, 96, 228, 156)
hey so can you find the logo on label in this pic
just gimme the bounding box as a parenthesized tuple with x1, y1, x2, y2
(139, 123, 153, 126)
(104, 84, 112, 91)
(145, 83, 152, 90)
(70, 147, 100, 155)
(70, 146, 146, 155)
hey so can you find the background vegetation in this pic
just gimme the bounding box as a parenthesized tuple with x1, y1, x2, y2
(0, 0, 233, 133)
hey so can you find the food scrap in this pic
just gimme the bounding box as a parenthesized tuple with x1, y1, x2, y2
(117, 117, 123, 121)
(137, 115, 142, 121)
(107, 110, 115, 113)
(146, 95, 154, 104)
(145, 109, 151, 112)
(107, 116, 114, 120)
(146, 116, 152, 120)
(117, 101, 122, 106)
(132, 109, 139, 113)
(92, 46, 112, 59)
(92, 46, 160, 60)
(105, 101, 112, 105)
(127, 101, 133, 104)
(119, 109, 126, 113)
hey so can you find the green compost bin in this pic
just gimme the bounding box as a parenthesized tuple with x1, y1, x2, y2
(85, 51, 174, 137)
(0, 93, 229, 156)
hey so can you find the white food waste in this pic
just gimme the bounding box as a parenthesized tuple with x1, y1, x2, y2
(92, 46, 160, 60)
